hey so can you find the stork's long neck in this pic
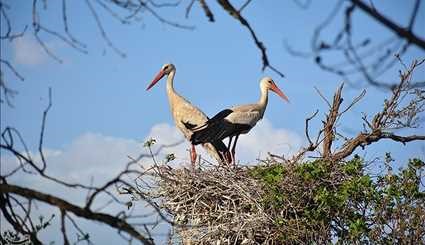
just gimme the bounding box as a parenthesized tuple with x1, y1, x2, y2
(257, 86, 269, 116)
(165, 69, 183, 112)
(166, 70, 176, 96)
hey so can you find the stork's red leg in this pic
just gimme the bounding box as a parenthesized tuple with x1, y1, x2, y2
(190, 144, 197, 166)
(231, 135, 239, 165)
(227, 137, 233, 150)
(225, 137, 233, 165)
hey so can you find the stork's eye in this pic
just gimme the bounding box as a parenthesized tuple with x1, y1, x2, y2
(268, 80, 273, 84)
(163, 66, 168, 71)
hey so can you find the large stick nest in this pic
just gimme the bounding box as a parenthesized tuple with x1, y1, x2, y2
(153, 165, 278, 244)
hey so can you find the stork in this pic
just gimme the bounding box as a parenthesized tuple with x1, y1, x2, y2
(190, 77, 289, 164)
(146, 63, 230, 165)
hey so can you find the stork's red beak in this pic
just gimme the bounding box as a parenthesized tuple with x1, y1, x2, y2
(146, 70, 165, 90)
(271, 84, 289, 102)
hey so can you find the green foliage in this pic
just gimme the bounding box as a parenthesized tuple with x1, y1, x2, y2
(295, 160, 330, 181)
(248, 157, 425, 243)
(250, 164, 285, 185)
(250, 164, 286, 208)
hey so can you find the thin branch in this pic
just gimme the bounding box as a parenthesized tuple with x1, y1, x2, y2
(0, 183, 155, 244)
(217, 0, 285, 77)
(147, 0, 181, 8)
(185, 0, 196, 18)
(305, 109, 319, 146)
(350, 0, 425, 50)
(339, 89, 366, 115)
(32, 0, 63, 63)
(38, 87, 52, 171)
(0, 3, 28, 40)
(407, 0, 420, 30)
(292, 0, 312, 9)
(60, 210, 70, 245)
(238, 0, 252, 13)
(0, 59, 25, 81)
(85, 0, 126, 58)
(199, 0, 214, 22)
(314, 86, 331, 108)
(62, 0, 87, 49)
(139, 0, 194, 30)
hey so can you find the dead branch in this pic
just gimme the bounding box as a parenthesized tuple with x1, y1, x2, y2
(38, 88, 51, 171)
(290, 58, 425, 163)
(216, 0, 285, 78)
(0, 183, 154, 245)
(199, 0, 214, 22)
(150, 165, 271, 243)
(1, 0, 190, 106)
(329, 59, 425, 161)
(322, 83, 344, 158)
(286, 0, 425, 89)
(350, 0, 425, 50)
(0, 86, 185, 243)
(305, 109, 319, 146)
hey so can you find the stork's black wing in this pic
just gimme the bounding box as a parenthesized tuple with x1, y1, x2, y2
(208, 109, 233, 123)
(193, 109, 234, 131)
(190, 118, 251, 145)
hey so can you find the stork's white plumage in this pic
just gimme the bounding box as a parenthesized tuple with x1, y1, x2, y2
(146, 64, 229, 165)
(190, 77, 289, 164)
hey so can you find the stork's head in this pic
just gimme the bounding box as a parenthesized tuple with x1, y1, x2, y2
(260, 77, 289, 102)
(146, 63, 176, 90)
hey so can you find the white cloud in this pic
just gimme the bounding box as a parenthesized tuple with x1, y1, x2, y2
(235, 118, 303, 163)
(1, 121, 302, 192)
(13, 35, 47, 65)
(0, 122, 302, 243)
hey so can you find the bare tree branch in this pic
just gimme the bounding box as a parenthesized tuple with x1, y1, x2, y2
(322, 83, 344, 158)
(238, 0, 252, 13)
(199, 0, 214, 22)
(38, 88, 52, 171)
(408, 0, 421, 31)
(216, 0, 285, 78)
(350, 0, 425, 50)
(85, 0, 126, 58)
(0, 183, 155, 244)
(290, 58, 425, 164)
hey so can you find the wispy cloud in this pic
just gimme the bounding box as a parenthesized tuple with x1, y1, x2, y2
(1, 133, 145, 198)
(236, 118, 303, 163)
(0, 132, 173, 243)
(13, 35, 47, 66)
(2, 120, 302, 189)
(0, 122, 302, 243)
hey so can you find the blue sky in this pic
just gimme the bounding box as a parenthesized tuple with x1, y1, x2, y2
(1, 0, 424, 243)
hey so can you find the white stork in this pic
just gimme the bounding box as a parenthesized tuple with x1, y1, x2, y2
(146, 63, 230, 165)
(190, 77, 289, 164)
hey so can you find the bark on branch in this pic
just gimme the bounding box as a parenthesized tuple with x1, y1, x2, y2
(0, 183, 154, 245)
(293, 58, 425, 163)
(322, 83, 344, 158)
